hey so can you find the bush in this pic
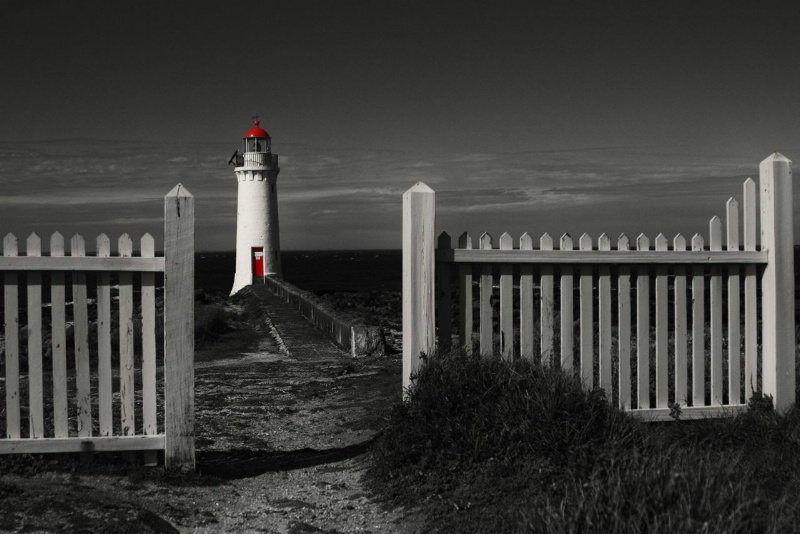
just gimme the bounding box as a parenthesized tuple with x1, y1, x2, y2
(368, 346, 800, 533)
(194, 302, 229, 342)
(367, 347, 642, 531)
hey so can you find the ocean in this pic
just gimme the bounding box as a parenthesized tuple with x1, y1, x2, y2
(196, 250, 402, 295)
(198, 247, 800, 306)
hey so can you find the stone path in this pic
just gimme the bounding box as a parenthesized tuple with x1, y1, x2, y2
(188, 285, 409, 532)
(247, 285, 351, 363)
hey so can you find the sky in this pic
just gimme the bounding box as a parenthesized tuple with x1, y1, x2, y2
(1, 1, 799, 251)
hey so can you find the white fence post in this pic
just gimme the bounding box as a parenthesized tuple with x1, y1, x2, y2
(760, 153, 795, 411)
(164, 184, 195, 470)
(403, 182, 435, 395)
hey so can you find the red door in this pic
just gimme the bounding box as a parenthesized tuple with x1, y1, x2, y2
(252, 247, 264, 277)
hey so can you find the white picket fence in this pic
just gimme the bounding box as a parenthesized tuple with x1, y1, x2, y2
(0, 184, 195, 468)
(403, 153, 796, 419)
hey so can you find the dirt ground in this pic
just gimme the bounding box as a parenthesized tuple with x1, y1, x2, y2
(0, 289, 418, 533)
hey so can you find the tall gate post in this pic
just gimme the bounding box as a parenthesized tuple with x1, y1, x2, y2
(760, 153, 795, 411)
(403, 182, 435, 395)
(164, 184, 196, 470)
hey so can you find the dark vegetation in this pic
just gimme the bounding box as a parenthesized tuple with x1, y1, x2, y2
(367, 347, 800, 533)
(317, 290, 402, 335)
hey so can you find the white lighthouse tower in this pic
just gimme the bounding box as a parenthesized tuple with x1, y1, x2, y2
(230, 118, 281, 295)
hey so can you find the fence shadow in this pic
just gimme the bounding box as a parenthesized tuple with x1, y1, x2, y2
(195, 435, 377, 480)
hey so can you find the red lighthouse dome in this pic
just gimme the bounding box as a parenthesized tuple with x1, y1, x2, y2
(244, 119, 270, 139)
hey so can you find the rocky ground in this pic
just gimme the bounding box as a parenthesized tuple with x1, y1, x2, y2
(0, 286, 417, 533)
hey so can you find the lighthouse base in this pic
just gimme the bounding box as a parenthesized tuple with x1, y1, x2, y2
(230, 269, 280, 296)
(230, 272, 254, 296)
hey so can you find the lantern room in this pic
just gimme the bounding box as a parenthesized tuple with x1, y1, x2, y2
(243, 119, 271, 154)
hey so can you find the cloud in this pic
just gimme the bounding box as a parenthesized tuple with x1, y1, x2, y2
(0, 139, 795, 250)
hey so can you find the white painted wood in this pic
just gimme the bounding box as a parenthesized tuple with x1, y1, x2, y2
(0, 435, 165, 455)
(760, 153, 795, 411)
(540, 233, 555, 365)
(499, 233, 514, 360)
(598, 233, 612, 397)
(579, 233, 593, 387)
(519, 233, 534, 361)
(727, 198, 741, 405)
(26, 233, 44, 438)
(617, 234, 631, 410)
(636, 234, 650, 410)
(50, 232, 68, 438)
(403, 183, 436, 393)
(119, 234, 135, 438)
(0, 256, 164, 271)
(96, 234, 112, 438)
(743, 177, 758, 398)
(436, 232, 453, 348)
(458, 232, 473, 354)
(71, 234, 92, 437)
(479, 233, 494, 356)
(673, 234, 688, 406)
(692, 234, 706, 406)
(440, 249, 766, 264)
(4, 234, 20, 439)
(560, 234, 574, 371)
(709, 217, 723, 405)
(141, 233, 158, 466)
(654, 234, 668, 409)
(164, 184, 196, 470)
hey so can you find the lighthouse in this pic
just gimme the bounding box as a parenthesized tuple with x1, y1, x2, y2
(230, 118, 281, 295)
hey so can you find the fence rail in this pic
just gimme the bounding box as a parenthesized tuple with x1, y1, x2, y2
(0, 256, 166, 271)
(403, 154, 795, 418)
(0, 184, 195, 469)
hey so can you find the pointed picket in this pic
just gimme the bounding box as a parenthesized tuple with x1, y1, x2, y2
(96, 233, 112, 437)
(743, 178, 758, 398)
(726, 199, 741, 405)
(540, 233, 555, 365)
(598, 233, 612, 398)
(560, 233, 574, 371)
(458, 232, 474, 354)
(118, 233, 135, 437)
(141, 232, 158, 465)
(709, 217, 723, 405)
(519, 232, 534, 361)
(499, 233, 514, 360)
(673, 234, 688, 406)
(50, 232, 68, 437)
(479, 232, 493, 355)
(617, 234, 631, 410)
(636, 234, 650, 409)
(654, 233, 668, 409)
(579, 233, 593, 387)
(3, 233, 20, 439)
(71, 233, 92, 437)
(458, 232, 474, 353)
(25, 233, 44, 439)
(691, 233, 705, 406)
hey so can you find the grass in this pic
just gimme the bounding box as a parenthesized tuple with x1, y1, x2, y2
(366, 346, 800, 533)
